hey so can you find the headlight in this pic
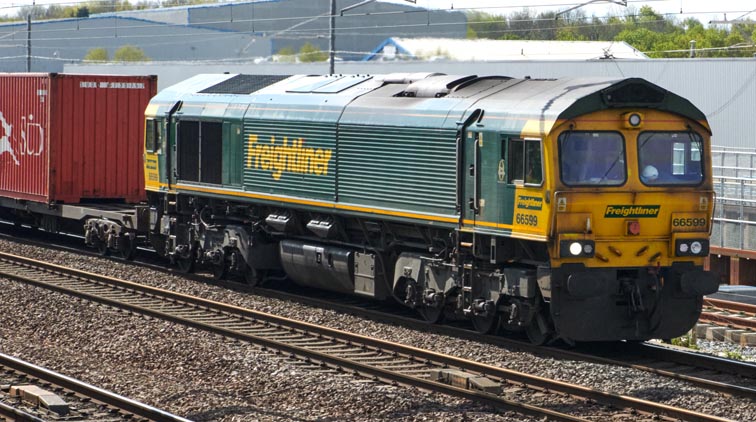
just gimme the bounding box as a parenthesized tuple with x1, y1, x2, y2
(569, 242, 582, 256)
(675, 239, 709, 257)
(560, 240, 596, 258)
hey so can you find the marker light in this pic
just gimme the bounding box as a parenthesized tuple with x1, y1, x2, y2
(674, 239, 709, 256)
(583, 244, 594, 254)
(627, 221, 640, 236)
(623, 112, 644, 129)
(569, 242, 583, 256)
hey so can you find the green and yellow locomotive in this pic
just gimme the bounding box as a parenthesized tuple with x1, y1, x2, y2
(142, 73, 718, 343)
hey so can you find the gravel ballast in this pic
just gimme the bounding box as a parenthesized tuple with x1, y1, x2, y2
(0, 238, 754, 421)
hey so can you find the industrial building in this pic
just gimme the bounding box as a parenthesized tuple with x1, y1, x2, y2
(0, 0, 466, 72)
(363, 38, 648, 61)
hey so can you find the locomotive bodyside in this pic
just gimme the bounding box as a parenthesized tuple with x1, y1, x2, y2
(143, 73, 718, 342)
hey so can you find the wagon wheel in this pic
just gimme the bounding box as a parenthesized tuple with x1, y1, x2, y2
(418, 306, 444, 324)
(114, 236, 137, 261)
(472, 313, 501, 335)
(97, 238, 110, 257)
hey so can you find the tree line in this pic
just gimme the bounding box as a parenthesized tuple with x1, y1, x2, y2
(467, 6, 756, 58)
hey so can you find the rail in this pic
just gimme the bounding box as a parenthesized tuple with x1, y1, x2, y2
(0, 351, 191, 422)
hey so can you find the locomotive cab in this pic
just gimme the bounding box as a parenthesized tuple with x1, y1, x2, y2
(545, 108, 719, 341)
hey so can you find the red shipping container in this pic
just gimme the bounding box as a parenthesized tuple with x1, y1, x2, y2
(0, 73, 157, 204)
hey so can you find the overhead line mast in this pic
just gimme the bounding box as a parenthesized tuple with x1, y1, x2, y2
(557, 0, 627, 18)
(329, 0, 416, 74)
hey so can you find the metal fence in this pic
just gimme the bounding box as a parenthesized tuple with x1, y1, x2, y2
(712, 147, 756, 251)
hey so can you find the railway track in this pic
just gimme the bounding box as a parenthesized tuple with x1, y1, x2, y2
(239, 281, 756, 393)
(3, 227, 756, 403)
(2, 228, 755, 404)
(0, 350, 191, 422)
(701, 298, 756, 331)
(0, 251, 741, 422)
(256, 285, 756, 401)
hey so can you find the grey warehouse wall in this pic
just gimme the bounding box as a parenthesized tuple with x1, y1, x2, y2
(186, 0, 467, 61)
(0, 16, 270, 73)
(67, 58, 756, 149)
(2, 1, 465, 73)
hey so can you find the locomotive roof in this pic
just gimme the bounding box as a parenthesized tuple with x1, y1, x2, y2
(149, 73, 708, 135)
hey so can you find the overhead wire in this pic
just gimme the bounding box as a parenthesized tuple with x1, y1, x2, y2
(1, 1, 753, 62)
(1, 0, 753, 31)
(0, 0, 666, 15)
(1, 6, 747, 42)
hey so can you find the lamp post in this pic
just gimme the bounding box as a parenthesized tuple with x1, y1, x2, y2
(27, 1, 35, 72)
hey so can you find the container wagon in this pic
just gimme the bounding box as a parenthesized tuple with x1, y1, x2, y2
(0, 73, 157, 256)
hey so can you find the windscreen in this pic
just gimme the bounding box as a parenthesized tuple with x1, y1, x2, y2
(638, 132, 703, 186)
(559, 131, 626, 186)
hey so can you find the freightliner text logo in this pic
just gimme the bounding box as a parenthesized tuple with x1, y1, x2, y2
(604, 205, 660, 218)
(517, 196, 543, 210)
(246, 134, 333, 180)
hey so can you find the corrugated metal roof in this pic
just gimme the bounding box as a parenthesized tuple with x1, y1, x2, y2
(365, 38, 648, 61)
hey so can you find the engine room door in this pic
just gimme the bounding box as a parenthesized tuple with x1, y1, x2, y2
(165, 101, 182, 190)
(222, 121, 243, 187)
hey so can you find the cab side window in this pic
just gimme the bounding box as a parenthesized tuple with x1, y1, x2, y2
(507, 138, 543, 185)
(145, 119, 159, 153)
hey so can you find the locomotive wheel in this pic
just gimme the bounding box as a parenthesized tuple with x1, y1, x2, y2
(211, 249, 228, 280)
(242, 265, 262, 286)
(472, 313, 500, 335)
(526, 312, 552, 345)
(176, 256, 195, 273)
(418, 306, 444, 324)
(212, 261, 228, 280)
(175, 245, 197, 273)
